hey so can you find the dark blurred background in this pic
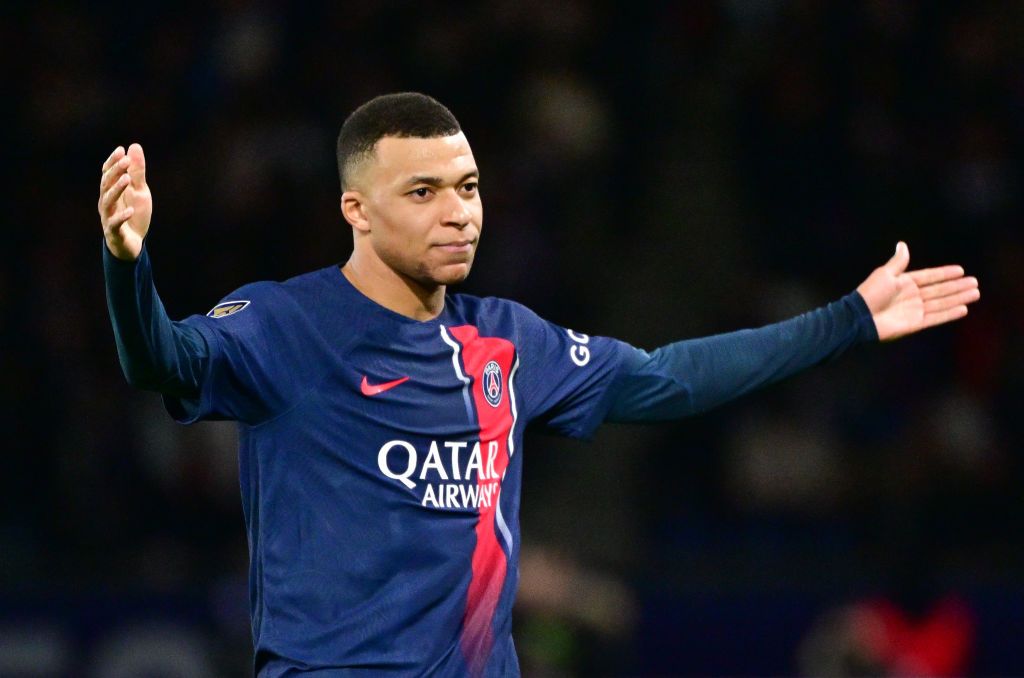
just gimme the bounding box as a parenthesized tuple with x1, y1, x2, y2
(2, 1, 1022, 675)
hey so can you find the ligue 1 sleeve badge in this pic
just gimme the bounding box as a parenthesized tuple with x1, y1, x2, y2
(482, 360, 503, 407)
(207, 300, 251, 318)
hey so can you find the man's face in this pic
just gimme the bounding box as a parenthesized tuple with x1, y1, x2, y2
(350, 132, 482, 287)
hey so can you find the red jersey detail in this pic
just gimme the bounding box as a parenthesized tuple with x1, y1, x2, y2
(448, 325, 515, 677)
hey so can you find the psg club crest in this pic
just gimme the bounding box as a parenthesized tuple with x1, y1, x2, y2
(482, 361, 503, 408)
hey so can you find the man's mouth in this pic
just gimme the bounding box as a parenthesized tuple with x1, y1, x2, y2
(434, 240, 475, 253)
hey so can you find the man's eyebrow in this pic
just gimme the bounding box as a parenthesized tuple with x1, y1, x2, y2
(404, 170, 480, 187)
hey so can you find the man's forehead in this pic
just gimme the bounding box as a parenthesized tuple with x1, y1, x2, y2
(372, 133, 476, 176)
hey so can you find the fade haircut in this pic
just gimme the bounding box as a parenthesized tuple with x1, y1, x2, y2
(336, 92, 461, 191)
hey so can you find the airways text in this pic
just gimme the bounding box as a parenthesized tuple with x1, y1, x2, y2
(377, 439, 504, 509)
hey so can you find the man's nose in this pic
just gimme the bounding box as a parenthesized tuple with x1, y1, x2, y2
(441, 190, 471, 228)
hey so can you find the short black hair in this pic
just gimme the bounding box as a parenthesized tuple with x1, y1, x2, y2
(336, 92, 461, 191)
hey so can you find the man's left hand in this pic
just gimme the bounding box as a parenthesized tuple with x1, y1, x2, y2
(857, 242, 980, 341)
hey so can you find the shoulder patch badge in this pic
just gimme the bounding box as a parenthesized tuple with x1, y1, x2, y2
(207, 300, 251, 318)
(482, 360, 503, 407)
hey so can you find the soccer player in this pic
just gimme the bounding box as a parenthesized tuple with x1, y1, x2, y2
(99, 93, 980, 677)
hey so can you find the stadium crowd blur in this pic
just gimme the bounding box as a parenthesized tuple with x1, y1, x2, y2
(3, 1, 1022, 675)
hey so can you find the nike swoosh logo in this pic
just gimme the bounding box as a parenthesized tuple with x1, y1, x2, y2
(360, 375, 410, 396)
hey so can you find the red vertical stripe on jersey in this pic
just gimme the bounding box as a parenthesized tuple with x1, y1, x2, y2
(448, 325, 515, 678)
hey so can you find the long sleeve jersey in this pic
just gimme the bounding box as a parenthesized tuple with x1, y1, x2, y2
(104, 242, 877, 677)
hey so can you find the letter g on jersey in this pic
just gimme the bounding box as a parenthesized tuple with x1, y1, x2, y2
(567, 329, 590, 366)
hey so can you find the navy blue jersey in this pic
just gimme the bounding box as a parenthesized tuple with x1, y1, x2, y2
(104, 243, 876, 676)
(166, 264, 635, 676)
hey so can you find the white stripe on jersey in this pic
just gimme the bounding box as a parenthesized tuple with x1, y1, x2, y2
(439, 325, 474, 424)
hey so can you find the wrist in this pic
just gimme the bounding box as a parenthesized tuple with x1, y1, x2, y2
(104, 236, 141, 262)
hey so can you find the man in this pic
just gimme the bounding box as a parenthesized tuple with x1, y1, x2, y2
(99, 93, 979, 676)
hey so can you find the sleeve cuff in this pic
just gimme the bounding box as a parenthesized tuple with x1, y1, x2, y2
(848, 291, 879, 343)
(101, 238, 146, 269)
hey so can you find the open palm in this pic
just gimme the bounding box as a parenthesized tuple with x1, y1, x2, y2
(856, 242, 980, 341)
(98, 143, 152, 261)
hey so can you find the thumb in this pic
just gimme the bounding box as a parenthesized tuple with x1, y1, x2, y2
(127, 142, 147, 187)
(885, 241, 910, 275)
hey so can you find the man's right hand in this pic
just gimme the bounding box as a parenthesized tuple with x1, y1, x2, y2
(98, 143, 152, 261)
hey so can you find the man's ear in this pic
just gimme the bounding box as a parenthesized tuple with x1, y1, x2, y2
(341, 191, 370, 233)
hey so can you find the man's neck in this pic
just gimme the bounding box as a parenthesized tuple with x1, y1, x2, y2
(341, 256, 445, 322)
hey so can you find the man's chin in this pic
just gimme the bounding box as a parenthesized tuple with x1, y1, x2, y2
(433, 262, 472, 286)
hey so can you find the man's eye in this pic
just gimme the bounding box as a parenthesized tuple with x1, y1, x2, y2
(411, 188, 430, 198)
(462, 182, 478, 193)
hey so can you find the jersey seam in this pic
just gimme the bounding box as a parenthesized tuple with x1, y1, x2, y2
(570, 348, 631, 439)
(217, 286, 326, 429)
(245, 375, 320, 431)
(163, 319, 222, 424)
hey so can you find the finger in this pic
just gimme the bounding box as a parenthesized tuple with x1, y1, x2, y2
(99, 156, 130, 196)
(127, 143, 146, 187)
(104, 206, 135, 234)
(921, 305, 969, 330)
(102, 146, 126, 173)
(884, 241, 910, 275)
(923, 288, 980, 313)
(100, 173, 131, 215)
(907, 265, 965, 286)
(920, 276, 979, 301)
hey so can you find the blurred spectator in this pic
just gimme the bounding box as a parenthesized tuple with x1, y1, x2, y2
(798, 595, 975, 676)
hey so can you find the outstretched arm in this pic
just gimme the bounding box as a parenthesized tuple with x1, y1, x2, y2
(606, 244, 979, 422)
(99, 144, 208, 396)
